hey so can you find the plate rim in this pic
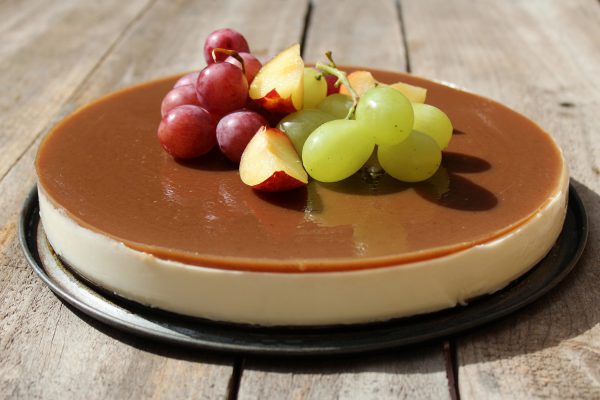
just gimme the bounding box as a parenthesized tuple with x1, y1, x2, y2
(19, 183, 588, 356)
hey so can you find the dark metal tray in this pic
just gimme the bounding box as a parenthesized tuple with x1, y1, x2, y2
(19, 185, 587, 356)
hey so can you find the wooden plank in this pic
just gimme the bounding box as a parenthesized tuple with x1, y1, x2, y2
(238, 1, 450, 399)
(402, 0, 600, 398)
(0, 278, 233, 399)
(302, 0, 407, 70)
(67, 0, 309, 106)
(0, 0, 152, 180)
(0, 1, 309, 398)
(239, 346, 451, 400)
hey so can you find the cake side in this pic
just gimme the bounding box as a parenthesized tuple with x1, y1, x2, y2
(37, 164, 568, 326)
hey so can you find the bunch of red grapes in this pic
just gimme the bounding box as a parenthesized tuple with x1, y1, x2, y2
(157, 28, 267, 163)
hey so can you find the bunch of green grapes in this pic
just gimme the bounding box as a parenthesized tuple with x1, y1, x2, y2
(279, 69, 453, 183)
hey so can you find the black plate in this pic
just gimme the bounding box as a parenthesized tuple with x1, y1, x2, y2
(20, 185, 587, 356)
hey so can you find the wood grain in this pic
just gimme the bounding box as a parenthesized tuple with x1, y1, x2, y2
(238, 347, 451, 400)
(238, 1, 450, 398)
(66, 0, 310, 107)
(0, 0, 152, 181)
(302, 0, 407, 70)
(0, 1, 309, 399)
(402, 0, 600, 398)
(1, 0, 599, 398)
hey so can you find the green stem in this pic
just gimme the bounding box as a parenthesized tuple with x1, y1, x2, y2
(315, 61, 359, 120)
(325, 51, 338, 69)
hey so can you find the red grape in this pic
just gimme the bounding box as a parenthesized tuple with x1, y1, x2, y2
(174, 71, 200, 89)
(158, 105, 216, 159)
(325, 74, 339, 95)
(161, 84, 200, 117)
(225, 52, 262, 84)
(243, 98, 263, 113)
(196, 62, 248, 117)
(216, 111, 267, 163)
(203, 28, 250, 65)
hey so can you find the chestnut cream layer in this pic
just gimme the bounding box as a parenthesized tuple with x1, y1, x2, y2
(36, 69, 567, 324)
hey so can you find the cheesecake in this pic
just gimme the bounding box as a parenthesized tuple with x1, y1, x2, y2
(35, 69, 568, 326)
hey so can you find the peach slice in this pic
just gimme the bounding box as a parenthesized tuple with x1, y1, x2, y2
(389, 81, 427, 103)
(340, 70, 378, 97)
(239, 127, 308, 192)
(249, 44, 304, 113)
(340, 70, 427, 103)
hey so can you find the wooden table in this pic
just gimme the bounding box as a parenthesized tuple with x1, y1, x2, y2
(1, 0, 599, 398)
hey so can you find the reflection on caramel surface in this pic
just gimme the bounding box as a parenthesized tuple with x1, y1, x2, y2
(36, 70, 564, 272)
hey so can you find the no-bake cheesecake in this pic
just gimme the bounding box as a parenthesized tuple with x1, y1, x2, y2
(35, 69, 568, 326)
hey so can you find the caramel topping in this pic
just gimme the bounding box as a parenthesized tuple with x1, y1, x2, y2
(36, 70, 564, 272)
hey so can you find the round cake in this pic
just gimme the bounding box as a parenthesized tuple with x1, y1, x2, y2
(35, 69, 568, 326)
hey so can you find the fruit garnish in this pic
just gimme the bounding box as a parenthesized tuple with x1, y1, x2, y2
(339, 70, 378, 97)
(302, 119, 375, 182)
(378, 131, 442, 182)
(248, 44, 304, 113)
(158, 28, 266, 167)
(340, 70, 427, 103)
(412, 103, 453, 149)
(225, 52, 262, 84)
(315, 56, 360, 120)
(158, 105, 216, 159)
(355, 86, 414, 145)
(303, 68, 327, 108)
(239, 127, 308, 191)
(216, 110, 268, 163)
(156, 28, 453, 191)
(292, 56, 450, 184)
(196, 62, 248, 117)
(161, 84, 200, 117)
(277, 109, 335, 154)
(317, 93, 353, 119)
(389, 81, 427, 104)
(203, 28, 250, 65)
(173, 71, 200, 89)
(324, 74, 340, 96)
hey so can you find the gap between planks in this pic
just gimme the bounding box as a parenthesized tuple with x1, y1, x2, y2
(227, 358, 244, 400)
(299, 0, 314, 58)
(396, 0, 412, 73)
(444, 340, 460, 400)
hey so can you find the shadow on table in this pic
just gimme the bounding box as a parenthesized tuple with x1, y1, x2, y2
(61, 180, 597, 369)
(62, 298, 450, 377)
(59, 300, 235, 365)
(243, 340, 449, 375)
(456, 179, 599, 362)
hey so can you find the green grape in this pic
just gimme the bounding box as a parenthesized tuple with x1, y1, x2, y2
(303, 68, 327, 109)
(412, 103, 453, 149)
(355, 86, 414, 145)
(318, 93, 353, 119)
(378, 131, 441, 182)
(302, 119, 375, 182)
(277, 109, 335, 154)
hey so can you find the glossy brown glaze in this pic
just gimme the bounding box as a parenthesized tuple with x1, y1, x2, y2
(36, 69, 564, 272)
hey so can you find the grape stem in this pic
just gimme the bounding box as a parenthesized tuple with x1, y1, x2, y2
(212, 48, 245, 73)
(316, 54, 358, 120)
